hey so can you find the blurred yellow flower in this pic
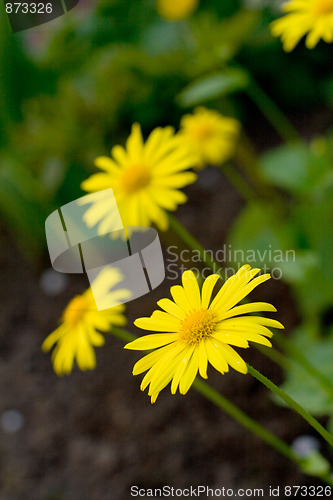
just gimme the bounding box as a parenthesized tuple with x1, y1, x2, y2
(156, 0, 199, 21)
(271, 0, 333, 51)
(42, 268, 129, 375)
(125, 265, 284, 403)
(81, 124, 197, 232)
(178, 107, 240, 169)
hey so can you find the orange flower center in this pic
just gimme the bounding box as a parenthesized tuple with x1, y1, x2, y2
(192, 123, 214, 140)
(121, 164, 151, 194)
(313, 0, 333, 15)
(62, 295, 89, 327)
(178, 308, 216, 344)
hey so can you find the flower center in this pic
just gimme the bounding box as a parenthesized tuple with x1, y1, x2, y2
(313, 0, 333, 15)
(178, 308, 217, 344)
(192, 123, 214, 140)
(62, 295, 88, 327)
(121, 164, 151, 194)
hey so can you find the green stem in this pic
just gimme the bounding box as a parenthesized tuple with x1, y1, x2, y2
(218, 163, 257, 203)
(255, 344, 290, 370)
(111, 329, 298, 465)
(111, 325, 136, 343)
(192, 377, 297, 463)
(247, 364, 333, 448)
(168, 213, 218, 273)
(274, 332, 333, 402)
(246, 78, 302, 145)
(110, 326, 333, 484)
(234, 135, 286, 207)
(168, 215, 333, 404)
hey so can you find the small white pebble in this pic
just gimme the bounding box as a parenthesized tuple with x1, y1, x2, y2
(1, 410, 25, 434)
(39, 269, 68, 296)
(292, 435, 320, 458)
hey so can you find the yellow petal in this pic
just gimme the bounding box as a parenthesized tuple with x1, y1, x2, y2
(171, 345, 196, 394)
(217, 302, 277, 321)
(134, 317, 179, 332)
(150, 310, 181, 329)
(211, 332, 249, 348)
(217, 274, 271, 314)
(217, 342, 248, 374)
(198, 340, 208, 379)
(205, 337, 229, 375)
(170, 285, 193, 313)
(179, 347, 200, 395)
(132, 343, 176, 375)
(124, 333, 178, 350)
(149, 344, 189, 396)
(41, 325, 66, 352)
(201, 274, 220, 309)
(182, 270, 201, 309)
(157, 298, 186, 319)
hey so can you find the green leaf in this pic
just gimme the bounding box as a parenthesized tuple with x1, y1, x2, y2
(260, 144, 331, 195)
(227, 202, 294, 269)
(300, 451, 331, 477)
(274, 327, 333, 417)
(177, 68, 249, 107)
(0, 161, 50, 261)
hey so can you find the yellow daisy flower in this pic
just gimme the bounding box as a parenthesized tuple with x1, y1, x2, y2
(42, 268, 129, 375)
(156, 0, 199, 21)
(177, 107, 240, 169)
(271, 0, 333, 51)
(81, 124, 197, 232)
(125, 265, 284, 403)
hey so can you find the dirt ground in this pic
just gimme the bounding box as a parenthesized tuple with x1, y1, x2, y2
(0, 165, 329, 500)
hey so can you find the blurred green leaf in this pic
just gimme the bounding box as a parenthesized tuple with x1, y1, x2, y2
(0, 160, 49, 260)
(177, 68, 249, 107)
(259, 144, 331, 196)
(274, 327, 333, 417)
(227, 202, 294, 268)
(300, 451, 331, 477)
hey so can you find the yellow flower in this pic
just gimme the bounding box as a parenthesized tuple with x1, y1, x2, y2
(81, 124, 197, 232)
(156, 0, 199, 21)
(42, 268, 129, 375)
(125, 265, 284, 403)
(177, 107, 240, 169)
(271, 0, 333, 51)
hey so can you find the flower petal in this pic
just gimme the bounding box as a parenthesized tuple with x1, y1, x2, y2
(182, 270, 201, 309)
(201, 274, 220, 309)
(157, 298, 186, 319)
(205, 337, 229, 374)
(217, 302, 277, 321)
(179, 347, 200, 395)
(134, 317, 179, 332)
(125, 333, 178, 350)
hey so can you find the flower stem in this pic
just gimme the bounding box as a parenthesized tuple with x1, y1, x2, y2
(111, 326, 333, 484)
(246, 77, 302, 145)
(111, 325, 136, 343)
(274, 332, 333, 402)
(168, 214, 333, 404)
(234, 135, 286, 206)
(192, 377, 298, 462)
(218, 163, 257, 203)
(247, 364, 333, 448)
(167, 213, 218, 273)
